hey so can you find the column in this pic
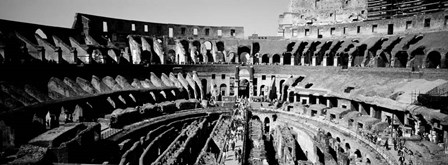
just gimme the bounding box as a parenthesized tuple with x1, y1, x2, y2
(370, 106, 376, 118)
(333, 56, 338, 67)
(301, 56, 305, 66)
(326, 99, 331, 107)
(269, 55, 273, 65)
(291, 56, 295, 66)
(348, 55, 353, 67)
(316, 97, 320, 104)
(294, 94, 297, 103)
(359, 104, 364, 114)
(280, 56, 284, 65)
(322, 56, 327, 66)
(312, 55, 317, 66)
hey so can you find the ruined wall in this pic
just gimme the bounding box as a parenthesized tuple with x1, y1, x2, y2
(280, 0, 367, 30)
(283, 10, 448, 39)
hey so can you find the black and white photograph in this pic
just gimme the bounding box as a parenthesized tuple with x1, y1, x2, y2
(0, 0, 448, 164)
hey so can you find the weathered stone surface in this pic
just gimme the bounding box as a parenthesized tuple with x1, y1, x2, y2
(91, 75, 111, 93)
(24, 84, 51, 102)
(63, 77, 89, 96)
(116, 75, 133, 90)
(48, 77, 78, 98)
(102, 76, 122, 91)
(76, 77, 97, 94)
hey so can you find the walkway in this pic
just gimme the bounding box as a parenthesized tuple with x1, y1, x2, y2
(224, 138, 243, 165)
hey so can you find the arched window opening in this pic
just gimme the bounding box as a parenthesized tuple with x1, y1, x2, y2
(262, 54, 269, 64)
(426, 51, 441, 68)
(216, 41, 225, 52)
(395, 51, 408, 68)
(273, 54, 281, 64)
(283, 53, 292, 65)
(220, 84, 227, 97)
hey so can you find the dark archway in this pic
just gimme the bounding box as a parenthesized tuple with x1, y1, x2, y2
(426, 51, 441, 68)
(262, 54, 269, 64)
(283, 53, 292, 65)
(252, 115, 261, 121)
(204, 41, 213, 62)
(273, 54, 281, 64)
(216, 41, 225, 52)
(264, 117, 270, 134)
(167, 49, 176, 64)
(260, 85, 265, 96)
(395, 51, 408, 68)
(354, 149, 362, 158)
(220, 84, 227, 98)
(201, 79, 208, 98)
(180, 40, 190, 64)
(345, 143, 351, 152)
(239, 79, 250, 98)
(317, 147, 325, 165)
(192, 41, 202, 62)
(238, 46, 251, 63)
(279, 79, 285, 96)
(288, 91, 295, 102)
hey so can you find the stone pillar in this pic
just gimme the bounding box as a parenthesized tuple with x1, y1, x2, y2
(323, 56, 327, 66)
(280, 56, 284, 65)
(293, 94, 297, 103)
(301, 56, 305, 66)
(55, 47, 62, 64)
(291, 56, 295, 66)
(316, 97, 320, 104)
(370, 106, 376, 118)
(348, 55, 353, 67)
(326, 99, 331, 107)
(359, 104, 364, 114)
(269, 55, 273, 65)
(235, 66, 240, 96)
(333, 56, 338, 67)
(312, 55, 317, 66)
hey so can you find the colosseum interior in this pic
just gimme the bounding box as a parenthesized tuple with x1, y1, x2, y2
(1, 0, 448, 165)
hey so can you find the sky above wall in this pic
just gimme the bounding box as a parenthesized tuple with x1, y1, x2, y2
(0, 0, 289, 38)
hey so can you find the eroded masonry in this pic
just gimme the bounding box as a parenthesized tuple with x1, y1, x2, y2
(1, 0, 448, 165)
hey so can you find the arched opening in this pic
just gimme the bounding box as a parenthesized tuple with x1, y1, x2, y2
(288, 91, 295, 102)
(326, 132, 332, 138)
(252, 115, 261, 121)
(279, 79, 286, 97)
(426, 51, 441, 68)
(366, 158, 371, 165)
(219, 84, 227, 100)
(192, 41, 202, 62)
(204, 41, 213, 62)
(35, 29, 47, 39)
(264, 117, 270, 134)
(201, 79, 208, 98)
(345, 143, 351, 152)
(354, 149, 362, 158)
(167, 49, 176, 64)
(260, 85, 265, 96)
(216, 41, 225, 52)
(229, 52, 237, 63)
(283, 53, 292, 65)
(336, 137, 341, 143)
(273, 54, 281, 64)
(395, 51, 408, 68)
(262, 54, 269, 64)
(238, 46, 251, 63)
(239, 79, 250, 98)
(253, 42, 260, 55)
(180, 40, 190, 64)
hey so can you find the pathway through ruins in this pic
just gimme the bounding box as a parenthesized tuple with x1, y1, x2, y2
(224, 139, 243, 165)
